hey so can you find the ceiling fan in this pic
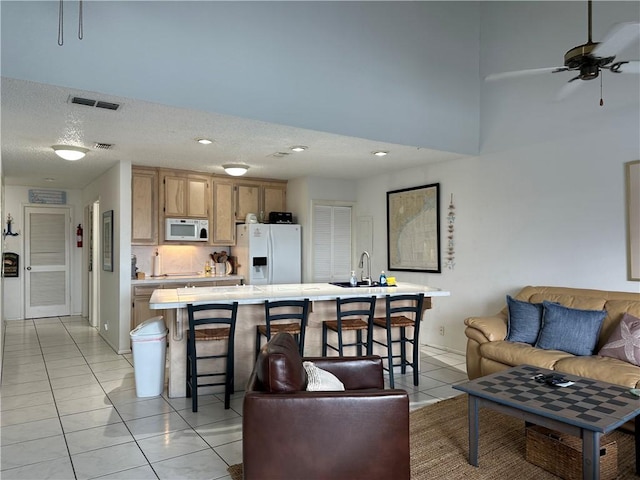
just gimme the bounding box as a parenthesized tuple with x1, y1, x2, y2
(485, 0, 640, 104)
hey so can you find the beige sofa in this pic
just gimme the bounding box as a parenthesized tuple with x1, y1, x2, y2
(465, 286, 640, 387)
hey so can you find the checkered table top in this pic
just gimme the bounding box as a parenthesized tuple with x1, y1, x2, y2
(454, 365, 640, 432)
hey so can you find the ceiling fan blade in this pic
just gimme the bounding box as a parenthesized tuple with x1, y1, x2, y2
(592, 22, 640, 59)
(609, 60, 640, 74)
(554, 78, 583, 102)
(485, 67, 568, 82)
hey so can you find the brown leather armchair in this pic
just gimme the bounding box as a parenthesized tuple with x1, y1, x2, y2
(242, 332, 410, 480)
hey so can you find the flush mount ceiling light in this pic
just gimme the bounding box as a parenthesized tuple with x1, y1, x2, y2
(223, 164, 250, 176)
(197, 138, 213, 145)
(52, 145, 89, 161)
(373, 151, 389, 157)
(290, 146, 308, 152)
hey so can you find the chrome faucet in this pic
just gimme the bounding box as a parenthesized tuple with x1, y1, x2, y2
(358, 251, 372, 286)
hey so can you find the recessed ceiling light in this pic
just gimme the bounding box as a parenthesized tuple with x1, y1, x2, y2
(197, 138, 213, 145)
(290, 146, 308, 152)
(45, 178, 55, 182)
(373, 151, 388, 157)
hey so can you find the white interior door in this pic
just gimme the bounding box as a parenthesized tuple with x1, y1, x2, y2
(24, 206, 71, 318)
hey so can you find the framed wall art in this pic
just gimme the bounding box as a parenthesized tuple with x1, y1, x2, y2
(387, 183, 441, 273)
(102, 210, 114, 272)
(626, 160, 639, 281)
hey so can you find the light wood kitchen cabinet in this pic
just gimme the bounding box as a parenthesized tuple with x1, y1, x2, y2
(131, 167, 158, 245)
(160, 170, 211, 218)
(263, 183, 287, 219)
(234, 179, 287, 222)
(212, 179, 236, 245)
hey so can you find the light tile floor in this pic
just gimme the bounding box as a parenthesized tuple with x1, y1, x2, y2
(1, 316, 466, 480)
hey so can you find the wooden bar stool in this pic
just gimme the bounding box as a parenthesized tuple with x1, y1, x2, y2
(372, 293, 425, 388)
(322, 296, 376, 356)
(255, 299, 310, 360)
(186, 302, 238, 411)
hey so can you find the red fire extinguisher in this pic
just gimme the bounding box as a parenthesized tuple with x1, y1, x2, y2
(76, 224, 83, 248)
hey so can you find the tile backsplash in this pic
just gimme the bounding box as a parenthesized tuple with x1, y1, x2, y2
(132, 245, 231, 277)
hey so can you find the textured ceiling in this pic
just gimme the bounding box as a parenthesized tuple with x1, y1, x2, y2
(0, 77, 468, 189)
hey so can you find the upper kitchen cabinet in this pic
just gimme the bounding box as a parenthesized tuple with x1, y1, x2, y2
(211, 178, 236, 245)
(234, 179, 287, 222)
(160, 169, 211, 218)
(132, 167, 158, 245)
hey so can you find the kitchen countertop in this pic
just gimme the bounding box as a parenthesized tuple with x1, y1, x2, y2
(132, 274, 244, 285)
(149, 282, 450, 308)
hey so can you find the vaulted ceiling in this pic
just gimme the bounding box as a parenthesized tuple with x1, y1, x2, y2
(2, 1, 638, 189)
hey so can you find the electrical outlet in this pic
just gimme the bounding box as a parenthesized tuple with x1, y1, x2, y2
(104, 323, 108, 331)
(439, 325, 445, 336)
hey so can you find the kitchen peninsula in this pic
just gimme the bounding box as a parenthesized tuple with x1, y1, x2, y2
(151, 282, 450, 397)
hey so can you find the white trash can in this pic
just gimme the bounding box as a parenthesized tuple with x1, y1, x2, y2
(130, 316, 168, 397)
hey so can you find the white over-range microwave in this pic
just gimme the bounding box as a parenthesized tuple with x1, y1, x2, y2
(165, 218, 209, 242)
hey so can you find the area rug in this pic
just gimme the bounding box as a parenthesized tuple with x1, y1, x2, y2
(228, 394, 636, 479)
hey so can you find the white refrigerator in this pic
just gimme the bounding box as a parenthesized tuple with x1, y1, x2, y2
(234, 224, 301, 285)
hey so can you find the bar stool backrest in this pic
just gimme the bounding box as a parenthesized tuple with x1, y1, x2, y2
(386, 293, 425, 325)
(337, 296, 377, 326)
(263, 299, 310, 338)
(187, 302, 239, 337)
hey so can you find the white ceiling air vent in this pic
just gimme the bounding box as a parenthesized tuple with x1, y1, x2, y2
(68, 96, 121, 111)
(269, 152, 291, 158)
(94, 143, 113, 150)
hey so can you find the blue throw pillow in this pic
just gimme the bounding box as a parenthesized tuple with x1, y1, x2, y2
(535, 302, 607, 356)
(506, 295, 544, 344)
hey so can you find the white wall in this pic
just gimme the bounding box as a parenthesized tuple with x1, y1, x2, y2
(82, 161, 132, 353)
(356, 1, 640, 354)
(288, 176, 358, 282)
(2, 185, 84, 320)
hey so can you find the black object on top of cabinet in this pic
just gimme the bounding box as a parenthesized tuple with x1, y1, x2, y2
(269, 212, 293, 224)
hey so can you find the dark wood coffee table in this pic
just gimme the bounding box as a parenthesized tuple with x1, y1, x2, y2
(453, 364, 640, 480)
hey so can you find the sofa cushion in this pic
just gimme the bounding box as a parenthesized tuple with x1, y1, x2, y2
(505, 295, 543, 344)
(555, 355, 640, 388)
(535, 302, 606, 356)
(255, 332, 307, 393)
(303, 361, 345, 391)
(598, 313, 640, 367)
(480, 341, 573, 370)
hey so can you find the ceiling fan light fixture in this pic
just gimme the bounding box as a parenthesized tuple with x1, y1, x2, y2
(290, 145, 308, 152)
(52, 145, 89, 161)
(197, 138, 213, 145)
(223, 163, 250, 176)
(373, 150, 388, 157)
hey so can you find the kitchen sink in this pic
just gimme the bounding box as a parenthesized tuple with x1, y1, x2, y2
(329, 281, 375, 288)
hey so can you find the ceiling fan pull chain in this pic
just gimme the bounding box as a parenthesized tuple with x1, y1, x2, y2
(600, 74, 604, 107)
(78, 0, 83, 40)
(57, 0, 64, 46)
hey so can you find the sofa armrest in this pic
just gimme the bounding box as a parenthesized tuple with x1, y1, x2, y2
(464, 314, 508, 344)
(243, 390, 409, 480)
(303, 355, 384, 390)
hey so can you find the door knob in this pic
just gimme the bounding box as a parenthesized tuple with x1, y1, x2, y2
(26, 266, 31, 270)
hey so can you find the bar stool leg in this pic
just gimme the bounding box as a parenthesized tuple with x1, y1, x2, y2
(386, 325, 395, 389)
(400, 326, 407, 374)
(412, 331, 420, 386)
(255, 326, 262, 362)
(322, 324, 328, 356)
(356, 331, 363, 356)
